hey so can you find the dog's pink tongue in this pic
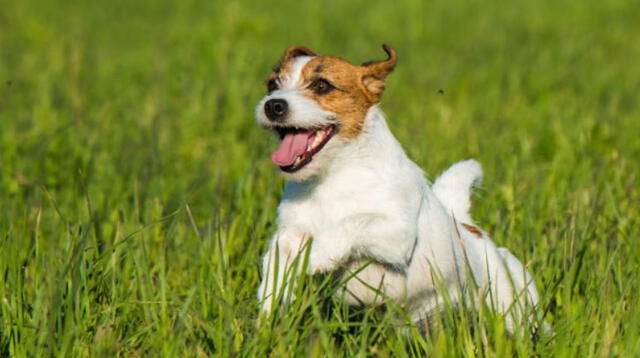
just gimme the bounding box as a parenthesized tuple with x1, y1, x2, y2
(272, 131, 315, 166)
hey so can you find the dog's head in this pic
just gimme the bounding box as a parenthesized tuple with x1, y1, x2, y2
(256, 44, 397, 181)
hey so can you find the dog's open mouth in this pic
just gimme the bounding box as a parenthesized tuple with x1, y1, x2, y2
(271, 125, 336, 172)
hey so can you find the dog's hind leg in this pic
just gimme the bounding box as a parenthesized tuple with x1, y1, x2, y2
(482, 246, 541, 334)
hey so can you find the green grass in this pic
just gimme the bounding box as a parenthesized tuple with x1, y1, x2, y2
(1, 0, 639, 356)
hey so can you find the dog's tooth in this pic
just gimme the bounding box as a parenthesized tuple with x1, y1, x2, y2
(294, 156, 301, 166)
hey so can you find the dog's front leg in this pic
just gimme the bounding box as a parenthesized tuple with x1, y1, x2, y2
(257, 228, 310, 314)
(309, 214, 415, 274)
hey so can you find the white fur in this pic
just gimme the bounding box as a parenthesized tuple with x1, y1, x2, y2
(432, 159, 483, 224)
(256, 60, 542, 334)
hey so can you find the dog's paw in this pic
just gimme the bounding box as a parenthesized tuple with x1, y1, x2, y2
(307, 233, 352, 274)
(308, 248, 340, 274)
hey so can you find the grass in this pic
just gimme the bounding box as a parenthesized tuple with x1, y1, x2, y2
(1, 0, 639, 356)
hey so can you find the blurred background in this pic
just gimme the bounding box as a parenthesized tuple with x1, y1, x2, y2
(0, 0, 639, 356)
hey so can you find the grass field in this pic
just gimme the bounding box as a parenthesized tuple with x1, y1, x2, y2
(1, 0, 639, 356)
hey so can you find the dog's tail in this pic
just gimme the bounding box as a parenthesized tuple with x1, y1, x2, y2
(432, 159, 483, 224)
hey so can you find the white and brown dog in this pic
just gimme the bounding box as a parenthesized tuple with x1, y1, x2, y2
(256, 45, 541, 333)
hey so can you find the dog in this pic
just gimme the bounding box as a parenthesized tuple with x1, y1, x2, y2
(255, 44, 541, 333)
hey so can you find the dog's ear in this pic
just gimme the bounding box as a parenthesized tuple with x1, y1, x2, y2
(282, 46, 317, 63)
(274, 46, 317, 74)
(360, 44, 397, 102)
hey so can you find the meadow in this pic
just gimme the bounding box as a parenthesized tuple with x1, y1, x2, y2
(1, 0, 639, 356)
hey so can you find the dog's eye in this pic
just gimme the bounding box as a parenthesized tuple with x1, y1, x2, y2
(310, 78, 334, 95)
(267, 79, 279, 93)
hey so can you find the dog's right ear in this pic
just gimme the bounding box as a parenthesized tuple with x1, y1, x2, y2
(282, 46, 317, 62)
(274, 46, 317, 74)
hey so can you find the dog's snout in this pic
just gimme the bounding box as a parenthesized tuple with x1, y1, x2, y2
(264, 99, 288, 121)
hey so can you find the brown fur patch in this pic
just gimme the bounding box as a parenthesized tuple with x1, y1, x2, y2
(461, 223, 483, 239)
(300, 56, 375, 139)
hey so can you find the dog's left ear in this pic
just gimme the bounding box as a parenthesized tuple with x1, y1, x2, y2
(360, 44, 397, 102)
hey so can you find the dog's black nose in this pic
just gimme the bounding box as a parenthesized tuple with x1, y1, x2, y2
(264, 99, 288, 121)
